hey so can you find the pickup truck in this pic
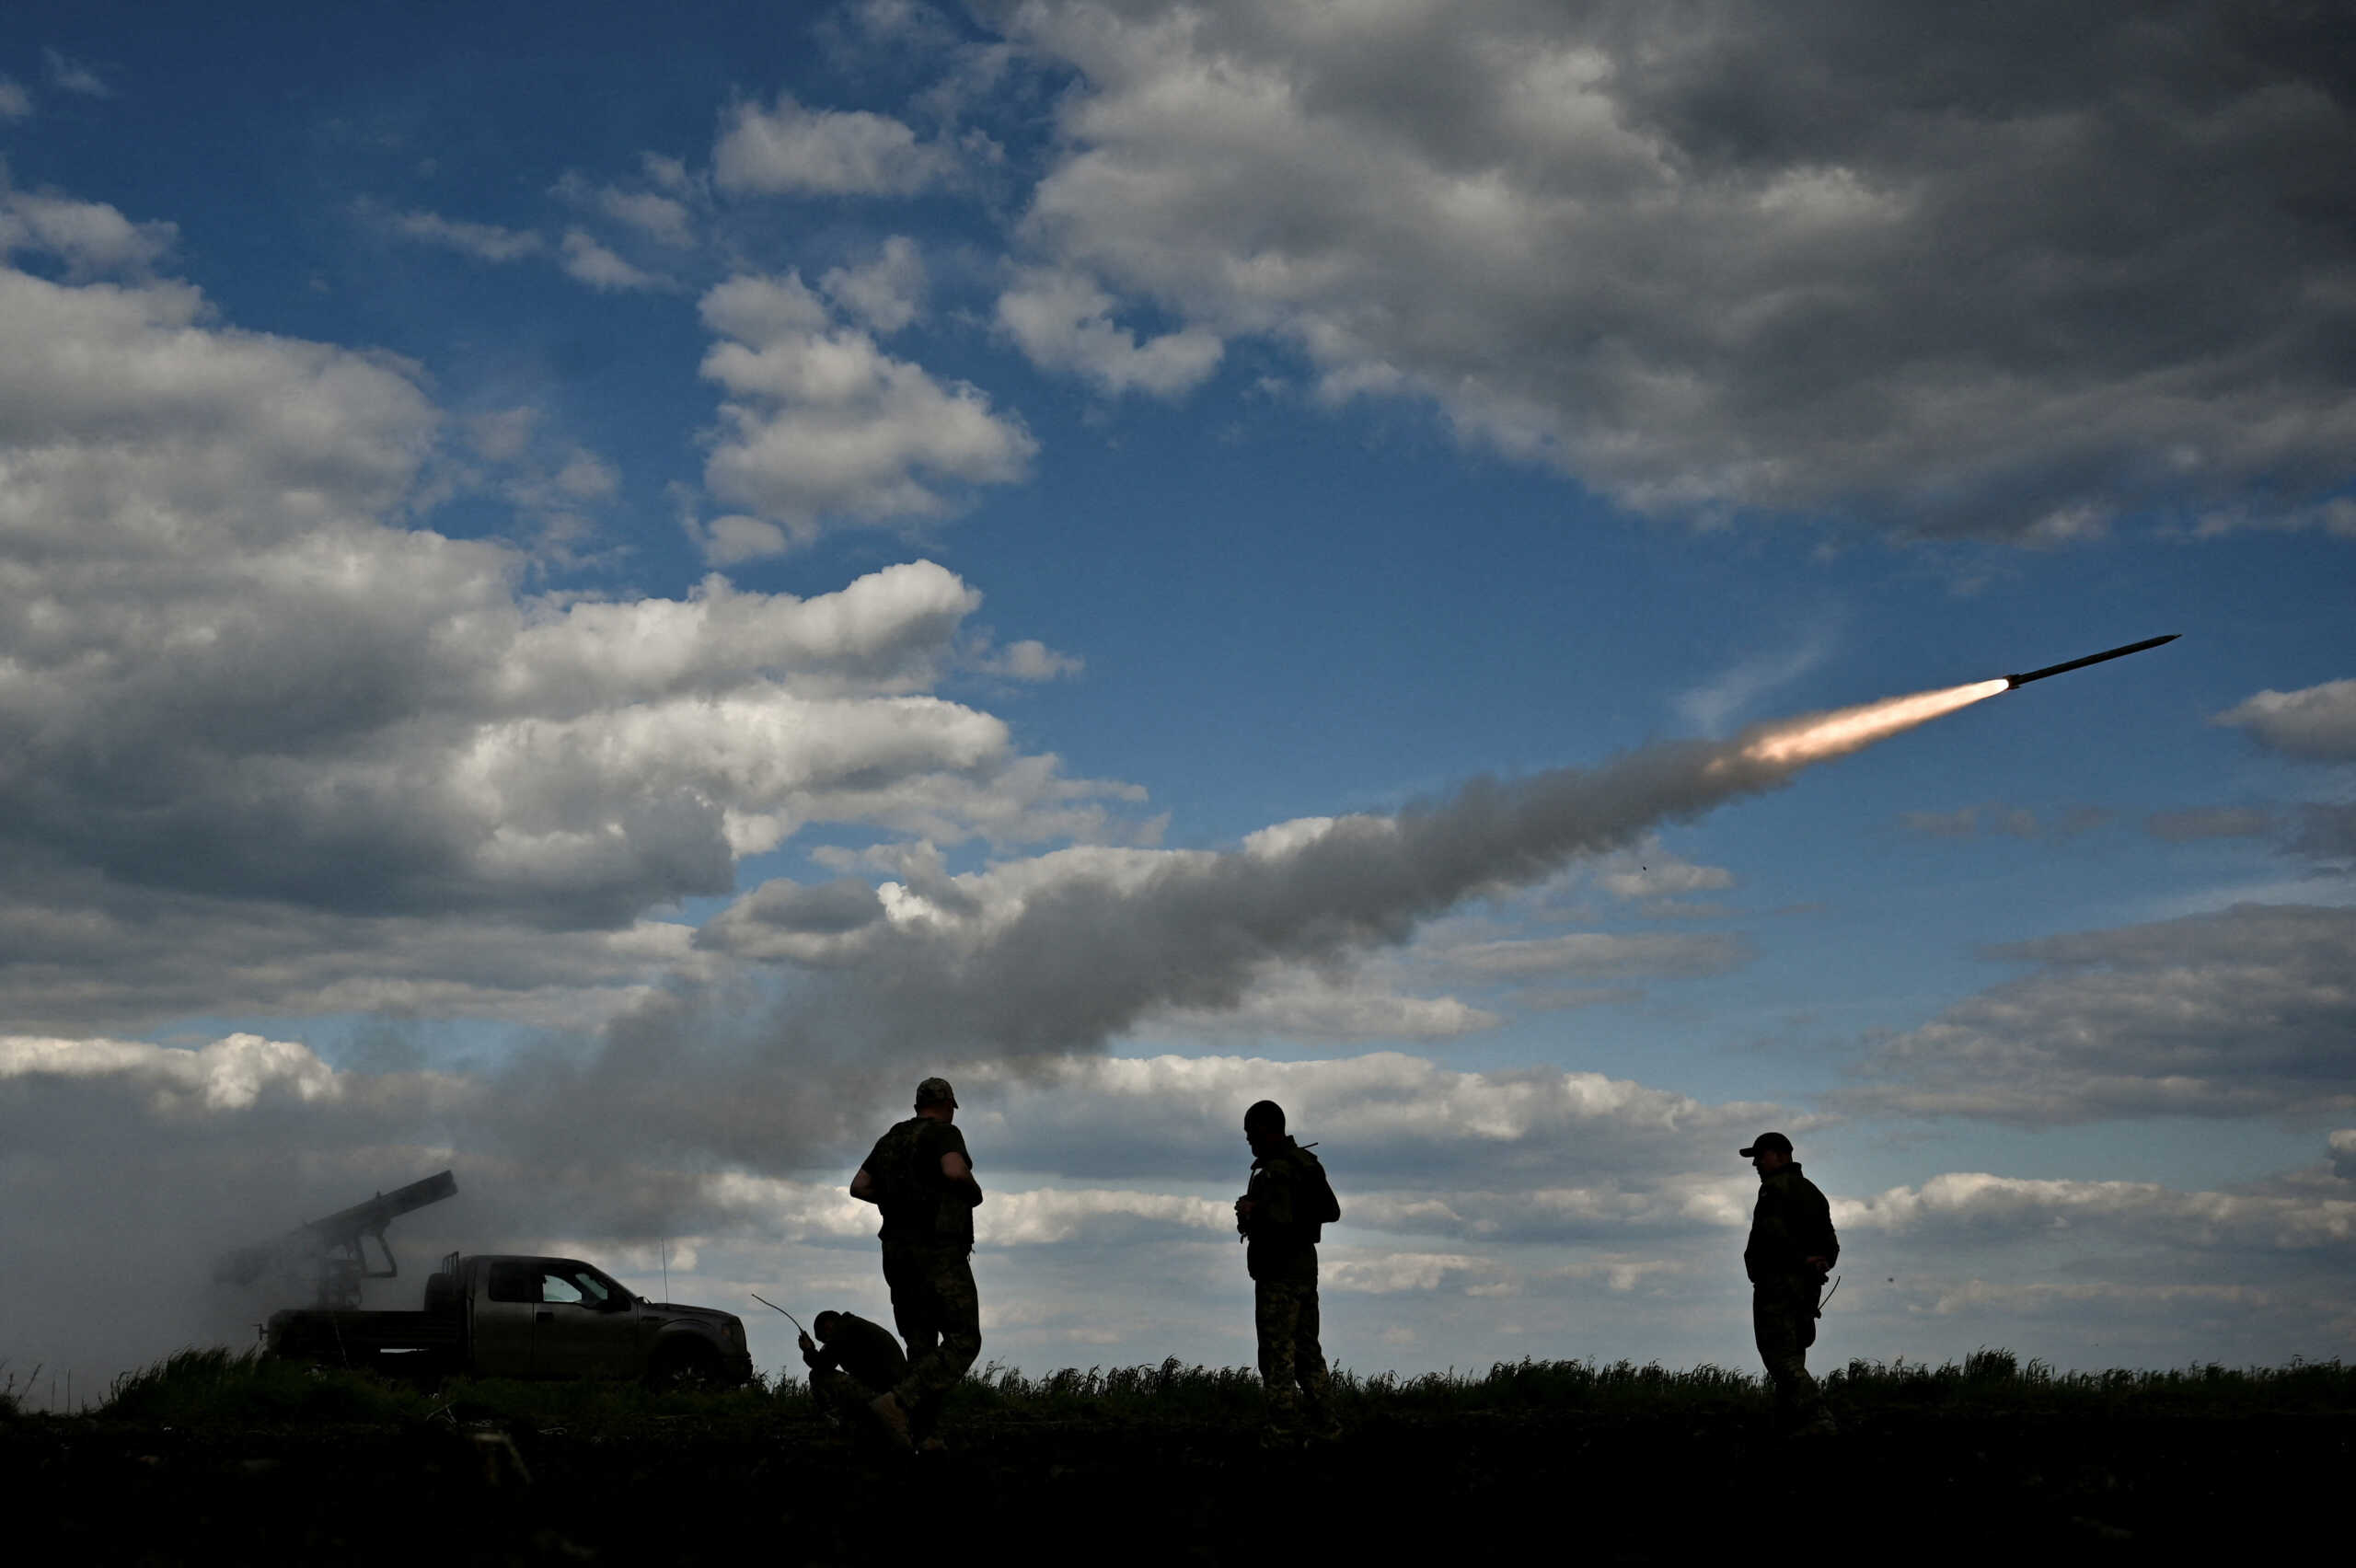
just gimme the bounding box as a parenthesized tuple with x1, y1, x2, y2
(266, 1251, 753, 1387)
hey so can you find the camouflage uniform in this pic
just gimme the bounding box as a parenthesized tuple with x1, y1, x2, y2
(1242, 1137, 1340, 1434)
(1744, 1161, 1839, 1426)
(803, 1310, 908, 1423)
(863, 1113, 983, 1443)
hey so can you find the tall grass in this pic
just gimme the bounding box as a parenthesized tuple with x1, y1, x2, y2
(80, 1348, 2356, 1432)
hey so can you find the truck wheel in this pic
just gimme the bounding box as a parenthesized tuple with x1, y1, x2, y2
(647, 1340, 727, 1393)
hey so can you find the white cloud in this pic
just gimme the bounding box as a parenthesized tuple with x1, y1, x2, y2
(0, 77, 29, 120)
(381, 206, 544, 263)
(1441, 931, 1752, 981)
(1594, 847, 1738, 902)
(996, 267, 1224, 398)
(821, 235, 927, 332)
(2214, 678, 2356, 761)
(1142, 966, 1501, 1043)
(560, 227, 670, 292)
(966, 636, 1083, 682)
(1001, 0, 2356, 536)
(712, 94, 957, 196)
(0, 187, 174, 272)
(598, 189, 694, 248)
(1842, 903, 2356, 1124)
(696, 271, 1035, 551)
(0, 248, 1130, 985)
(42, 48, 110, 98)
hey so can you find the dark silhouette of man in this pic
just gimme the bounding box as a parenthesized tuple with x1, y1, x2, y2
(799, 1309, 909, 1425)
(1235, 1099, 1342, 1441)
(1741, 1131, 1839, 1434)
(851, 1076, 982, 1453)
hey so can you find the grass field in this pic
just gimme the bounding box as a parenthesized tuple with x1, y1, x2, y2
(6, 1349, 2347, 1562)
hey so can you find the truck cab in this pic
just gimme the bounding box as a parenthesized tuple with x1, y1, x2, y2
(269, 1251, 752, 1387)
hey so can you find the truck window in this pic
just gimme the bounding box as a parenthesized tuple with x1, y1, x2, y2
(486, 1261, 538, 1303)
(540, 1264, 618, 1307)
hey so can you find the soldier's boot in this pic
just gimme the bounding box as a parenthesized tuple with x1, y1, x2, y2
(866, 1390, 916, 1454)
(1259, 1387, 1304, 1448)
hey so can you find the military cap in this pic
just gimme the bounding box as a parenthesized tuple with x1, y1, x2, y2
(1738, 1131, 1793, 1157)
(915, 1076, 958, 1108)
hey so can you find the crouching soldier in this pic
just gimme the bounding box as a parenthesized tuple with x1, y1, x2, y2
(1741, 1131, 1839, 1435)
(1235, 1100, 1343, 1443)
(800, 1309, 908, 1426)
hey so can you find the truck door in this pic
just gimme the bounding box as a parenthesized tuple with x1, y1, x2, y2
(471, 1259, 543, 1377)
(531, 1261, 641, 1379)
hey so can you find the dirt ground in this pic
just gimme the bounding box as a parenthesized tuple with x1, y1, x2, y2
(8, 1404, 2342, 1562)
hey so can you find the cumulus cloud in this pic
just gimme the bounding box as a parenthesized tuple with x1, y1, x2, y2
(1, 186, 174, 272)
(2214, 679, 2356, 761)
(821, 235, 927, 332)
(1842, 904, 2356, 1124)
(1000, 0, 2356, 535)
(560, 227, 670, 292)
(713, 94, 957, 196)
(996, 267, 1224, 398)
(966, 636, 1083, 682)
(595, 188, 694, 248)
(377, 205, 544, 263)
(696, 271, 1035, 550)
(0, 249, 1132, 996)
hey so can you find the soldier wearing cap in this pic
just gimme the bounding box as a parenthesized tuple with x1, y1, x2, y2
(1235, 1099, 1343, 1441)
(798, 1309, 908, 1425)
(1740, 1131, 1839, 1434)
(850, 1077, 983, 1451)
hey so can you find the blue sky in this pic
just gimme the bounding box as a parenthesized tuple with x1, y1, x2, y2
(2, 1, 2352, 1396)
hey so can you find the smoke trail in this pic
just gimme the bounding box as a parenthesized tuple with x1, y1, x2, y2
(687, 677, 2018, 1077)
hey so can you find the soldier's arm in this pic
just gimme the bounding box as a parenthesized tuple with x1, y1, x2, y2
(1810, 1184, 1840, 1267)
(850, 1166, 878, 1205)
(941, 1149, 982, 1205)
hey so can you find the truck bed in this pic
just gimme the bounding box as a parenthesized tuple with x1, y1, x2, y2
(269, 1309, 463, 1366)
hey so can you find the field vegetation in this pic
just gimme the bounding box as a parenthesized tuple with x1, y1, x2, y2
(8, 1347, 2339, 1561)
(82, 1343, 2356, 1432)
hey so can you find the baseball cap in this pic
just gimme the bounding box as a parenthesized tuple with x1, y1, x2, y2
(1738, 1132, 1793, 1157)
(915, 1077, 958, 1108)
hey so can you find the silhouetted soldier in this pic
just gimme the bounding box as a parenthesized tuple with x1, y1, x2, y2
(798, 1309, 909, 1426)
(1235, 1100, 1342, 1442)
(1741, 1131, 1839, 1434)
(851, 1076, 983, 1452)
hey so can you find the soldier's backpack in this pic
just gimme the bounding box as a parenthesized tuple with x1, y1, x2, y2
(1297, 1146, 1342, 1236)
(863, 1116, 934, 1219)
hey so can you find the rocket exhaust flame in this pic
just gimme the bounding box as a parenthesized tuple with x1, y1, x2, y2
(1718, 635, 2175, 773)
(1717, 679, 2013, 772)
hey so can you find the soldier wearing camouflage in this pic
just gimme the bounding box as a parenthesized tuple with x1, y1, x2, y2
(1740, 1131, 1839, 1433)
(851, 1077, 984, 1450)
(1236, 1100, 1342, 1438)
(800, 1309, 909, 1423)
